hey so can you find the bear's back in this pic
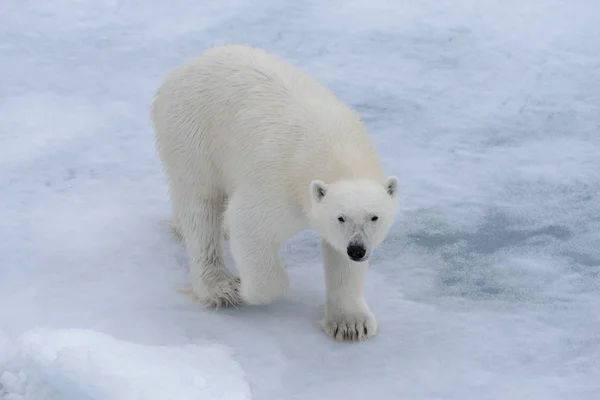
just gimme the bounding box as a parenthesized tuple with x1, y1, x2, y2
(153, 45, 383, 198)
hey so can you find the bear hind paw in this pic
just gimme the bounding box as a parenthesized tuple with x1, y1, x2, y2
(193, 277, 242, 308)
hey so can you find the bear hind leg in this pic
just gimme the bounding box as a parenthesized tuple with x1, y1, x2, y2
(179, 193, 241, 308)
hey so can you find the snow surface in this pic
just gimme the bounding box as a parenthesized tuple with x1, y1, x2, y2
(0, 328, 250, 400)
(1, 0, 599, 399)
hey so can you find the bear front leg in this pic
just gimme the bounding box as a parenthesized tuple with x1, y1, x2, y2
(320, 239, 377, 342)
(226, 192, 290, 306)
(229, 233, 289, 305)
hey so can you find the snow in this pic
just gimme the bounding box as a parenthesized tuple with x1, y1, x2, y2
(0, 329, 249, 400)
(1, 0, 599, 399)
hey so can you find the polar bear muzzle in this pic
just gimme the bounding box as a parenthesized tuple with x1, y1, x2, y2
(347, 242, 367, 262)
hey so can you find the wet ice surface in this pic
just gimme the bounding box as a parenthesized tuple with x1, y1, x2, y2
(1, 0, 599, 399)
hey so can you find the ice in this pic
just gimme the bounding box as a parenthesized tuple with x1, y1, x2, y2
(1, 0, 599, 399)
(0, 329, 251, 400)
(0, 328, 250, 400)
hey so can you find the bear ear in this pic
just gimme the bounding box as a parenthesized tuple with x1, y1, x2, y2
(385, 176, 399, 198)
(309, 180, 328, 203)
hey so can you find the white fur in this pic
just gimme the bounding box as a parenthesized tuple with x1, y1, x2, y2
(152, 45, 399, 341)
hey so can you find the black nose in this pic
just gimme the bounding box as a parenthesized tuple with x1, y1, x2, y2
(347, 245, 366, 261)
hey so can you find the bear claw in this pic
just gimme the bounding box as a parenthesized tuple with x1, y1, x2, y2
(322, 315, 377, 342)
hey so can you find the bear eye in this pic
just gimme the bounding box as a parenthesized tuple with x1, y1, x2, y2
(338, 216, 345, 223)
(371, 215, 379, 222)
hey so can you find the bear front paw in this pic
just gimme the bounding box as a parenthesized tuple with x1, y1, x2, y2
(321, 309, 378, 342)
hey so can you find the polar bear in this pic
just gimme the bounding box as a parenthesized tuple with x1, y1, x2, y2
(152, 45, 399, 342)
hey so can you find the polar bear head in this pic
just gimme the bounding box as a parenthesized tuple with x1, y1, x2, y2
(308, 177, 399, 262)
